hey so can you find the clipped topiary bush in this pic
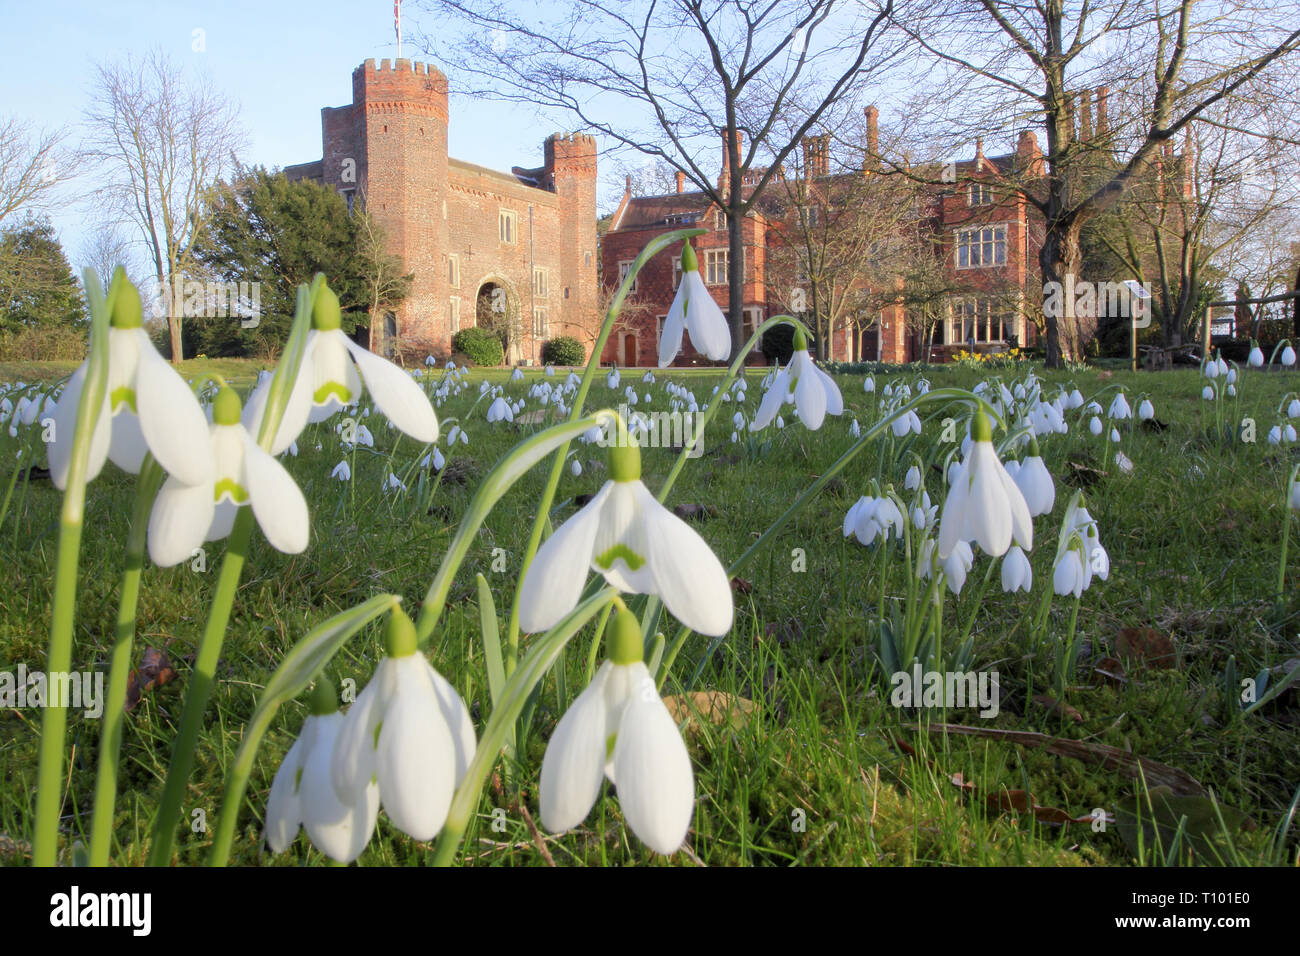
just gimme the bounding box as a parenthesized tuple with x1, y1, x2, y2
(541, 336, 585, 367)
(452, 327, 504, 367)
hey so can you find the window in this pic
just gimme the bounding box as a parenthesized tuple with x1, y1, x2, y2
(714, 208, 726, 231)
(533, 267, 548, 297)
(705, 249, 728, 285)
(800, 205, 819, 227)
(968, 182, 993, 206)
(341, 188, 356, 215)
(955, 225, 1006, 269)
(949, 298, 1009, 344)
(584, 251, 592, 268)
(448, 297, 461, 333)
(499, 209, 517, 244)
(665, 213, 698, 226)
(448, 254, 460, 288)
(618, 260, 638, 294)
(533, 308, 548, 338)
(673, 257, 684, 289)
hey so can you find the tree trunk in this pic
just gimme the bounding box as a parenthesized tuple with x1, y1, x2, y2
(1039, 222, 1084, 367)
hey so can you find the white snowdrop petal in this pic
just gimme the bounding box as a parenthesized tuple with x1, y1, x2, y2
(518, 482, 612, 632)
(376, 658, 457, 841)
(423, 660, 477, 785)
(539, 664, 612, 834)
(331, 663, 389, 804)
(106, 408, 150, 475)
(133, 330, 214, 484)
(638, 485, 733, 636)
(241, 432, 310, 554)
(612, 664, 694, 855)
(147, 475, 216, 568)
(264, 732, 308, 853)
(343, 336, 439, 443)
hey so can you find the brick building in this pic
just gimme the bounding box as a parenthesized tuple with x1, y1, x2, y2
(599, 110, 1056, 367)
(286, 58, 599, 364)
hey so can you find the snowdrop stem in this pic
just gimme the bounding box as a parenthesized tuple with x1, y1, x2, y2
(584, 602, 615, 684)
(1056, 597, 1082, 696)
(88, 455, 164, 867)
(147, 506, 257, 864)
(504, 228, 705, 674)
(657, 315, 806, 505)
(414, 412, 615, 648)
(430, 587, 619, 866)
(958, 560, 997, 648)
(1278, 463, 1300, 599)
(33, 268, 112, 867)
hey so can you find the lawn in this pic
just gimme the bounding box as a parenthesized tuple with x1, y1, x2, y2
(1, 356, 1298, 866)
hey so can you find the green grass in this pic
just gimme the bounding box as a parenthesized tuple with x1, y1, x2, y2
(1, 359, 1298, 866)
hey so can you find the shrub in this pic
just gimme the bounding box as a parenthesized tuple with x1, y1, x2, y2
(761, 323, 796, 365)
(0, 324, 88, 362)
(541, 336, 585, 366)
(452, 327, 503, 367)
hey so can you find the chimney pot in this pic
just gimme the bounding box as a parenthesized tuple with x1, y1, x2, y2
(675, 170, 685, 193)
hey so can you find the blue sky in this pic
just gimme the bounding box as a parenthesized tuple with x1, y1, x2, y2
(0, 0, 603, 272)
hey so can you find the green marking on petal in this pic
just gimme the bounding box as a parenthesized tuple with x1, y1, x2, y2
(213, 478, 249, 503)
(313, 381, 352, 405)
(110, 386, 137, 413)
(293, 767, 303, 795)
(595, 544, 645, 571)
(373, 721, 383, 750)
(605, 732, 618, 762)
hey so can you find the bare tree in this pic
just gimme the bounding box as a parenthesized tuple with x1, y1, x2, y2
(893, 0, 1300, 366)
(79, 220, 142, 293)
(0, 117, 74, 229)
(83, 49, 245, 361)
(355, 202, 414, 358)
(418, 0, 900, 360)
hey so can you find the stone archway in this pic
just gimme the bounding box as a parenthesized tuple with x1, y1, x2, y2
(475, 276, 521, 363)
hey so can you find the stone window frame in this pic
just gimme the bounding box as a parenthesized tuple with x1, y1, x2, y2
(499, 208, 518, 244)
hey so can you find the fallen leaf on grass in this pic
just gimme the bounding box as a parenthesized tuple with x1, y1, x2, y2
(125, 647, 178, 712)
(950, 773, 1107, 826)
(1032, 693, 1084, 723)
(922, 724, 1207, 796)
(663, 691, 755, 735)
(730, 576, 753, 595)
(1115, 627, 1177, 669)
(1092, 656, 1128, 687)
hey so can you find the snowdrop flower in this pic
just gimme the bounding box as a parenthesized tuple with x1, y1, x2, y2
(1084, 400, 1102, 415)
(1202, 385, 1215, 401)
(1269, 425, 1283, 445)
(1226, 366, 1237, 384)
(1249, 346, 1265, 368)
(447, 424, 468, 446)
(244, 285, 438, 453)
(730, 430, 738, 443)
(863, 376, 875, 393)
(1089, 416, 1103, 436)
(1287, 424, 1298, 443)
(1284, 346, 1297, 367)
(1108, 393, 1131, 420)
(510, 366, 525, 382)
(1114, 451, 1134, 474)
(750, 328, 842, 431)
(659, 242, 730, 366)
(147, 387, 309, 567)
(919, 538, 974, 594)
(331, 610, 475, 842)
(775, 416, 785, 430)
(1289, 478, 1300, 512)
(905, 464, 921, 491)
(518, 429, 732, 636)
(425, 355, 437, 367)
(545, 365, 555, 376)
(1138, 399, 1154, 421)
(383, 472, 405, 493)
(733, 411, 745, 430)
(285, 441, 299, 457)
(891, 409, 922, 438)
(265, 679, 379, 862)
(937, 410, 1032, 560)
(843, 495, 905, 545)
(1068, 389, 1084, 409)
(1013, 450, 1055, 516)
(570, 459, 582, 477)
(48, 275, 213, 490)
(1204, 359, 1219, 380)
(354, 424, 374, 447)
(850, 418, 861, 438)
(540, 606, 693, 855)
(1000, 546, 1032, 594)
(607, 368, 621, 389)
(331, 460, 351, 481)
(1003, 459, 1020, 480)
(1109, 427, 1121, 442)
(487, 396, 514, 423)
(1053, 547, 1087, 598)
(1288, 399, 1300, 419)
(642, 370, 656, 384)
(912, 490, 937, 531)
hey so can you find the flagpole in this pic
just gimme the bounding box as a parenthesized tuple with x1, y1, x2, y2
(396, 0, 402, 58)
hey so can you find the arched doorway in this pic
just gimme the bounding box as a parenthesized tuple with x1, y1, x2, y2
(475, 279, 519, 363)
(382, 311, 397, 358)
(622, 333, 637, 367)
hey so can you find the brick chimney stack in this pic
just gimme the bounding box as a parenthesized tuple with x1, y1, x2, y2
(719, 128, 744, 191)
(1095, 86, 1109, 137)
(1079, 88, 1093, 141)
(863, 105, 880, 173)
(675, 170, 685, 194)
(801, 134, 829, 178)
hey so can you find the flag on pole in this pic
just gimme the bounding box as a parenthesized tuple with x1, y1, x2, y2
(395, 0, 402, 57)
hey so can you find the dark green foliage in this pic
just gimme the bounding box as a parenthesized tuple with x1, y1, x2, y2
(453, 327, 504, 366)
(541, 335, 584, 366)
(0, 217, 85, 334)
(190, 165, 409, 358)
(761, 322, 796, 365)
